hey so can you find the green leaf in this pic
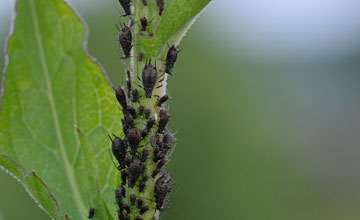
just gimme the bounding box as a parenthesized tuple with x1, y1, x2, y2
(0, 0, 122, 219)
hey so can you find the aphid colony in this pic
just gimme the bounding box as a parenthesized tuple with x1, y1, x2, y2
(111, 74, 175, 219)
(90, 1, 180, 219)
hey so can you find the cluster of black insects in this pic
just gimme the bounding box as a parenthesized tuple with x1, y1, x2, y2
(87, 0, 181, 219)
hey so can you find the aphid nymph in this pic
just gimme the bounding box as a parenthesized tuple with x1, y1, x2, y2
(142, 61, 158, 98)
(156, 0, 164, 16)
(140, 17, 148, 32)
(119, 0, 131, 16)
(117, 24, 132, 59)
(87, 208, 95, 219)
(165, 45, 180, 75)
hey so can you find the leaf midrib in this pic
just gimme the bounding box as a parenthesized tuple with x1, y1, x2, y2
(29, 0, 87, 219)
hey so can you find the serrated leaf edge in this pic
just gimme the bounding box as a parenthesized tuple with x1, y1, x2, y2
(0, 154, 69, 220)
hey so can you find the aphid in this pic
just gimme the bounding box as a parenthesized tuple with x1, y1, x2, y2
(115, 189, 123, 206)
(137, 198, 143, 208)
(140, 205, 149, 214)
(163, 133, 174, 145)
(142, 0, 147, 6)
(146, 117, 156, 130)
(128, 158, 145, 187)
(157, 158, 166, 169)
(144, 109, 151, 119)
(126, 128, 140, 154)
(109, 136, 127, 168)
(124, 116, 135, 128)
(141, 150, 150, 162)
(118, 0, 131, 16)
(87, 208, 95, 219)
(115, 87, 128, 109)
(150, 135, 157, 147)
(152, 159, 167, 177)
(121, 170, 128, 185)
(123, 203, 131, 213)
(130, 194, 136, 205)
(139, 175, 149, 192)
(165, 45, 180, 75)
(138, 106, 145, 116)
(155, 173, 172, 210)
(151, 168, 160, 178)
(141, 129, 148, 138)
(117, 24, 132, 59)
(127, 106, 137, 119)
(142, 61, 158, 98)
(131, 89, 139, 102)
(156, 94, 169, 107)
(153, 147, 165, 162)
(138, 53, 144, 61)
(157, 110, 170, 134)
(135, 216, 143, 220)
(121, 119, 128, 134)
(118, 212, 130, 220)
(126, 70, 132, 96)
(156, 0, 164, 16)
(163, 133, 174, 150)
(140, 17, 148, 31)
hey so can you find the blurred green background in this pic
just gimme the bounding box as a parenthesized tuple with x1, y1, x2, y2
(1, 0, 360, 219)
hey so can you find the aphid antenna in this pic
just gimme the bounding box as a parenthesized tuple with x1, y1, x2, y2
(112, 0, 122, 15)
(112, 97, 123, 111)
(137, 196, 154, 202)
(115, 23, 121, 32)
(108, 146, 120, 170)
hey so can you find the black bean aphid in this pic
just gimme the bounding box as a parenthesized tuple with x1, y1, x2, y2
(163, 133, 175, 150)
(139, 175, 148, 192)
(117, 24, 132, 59)
(142, 61, 158, 98)
(123, 203, 131, 213)
(135, 216, 143, 220)
(118, 212, 130, 220)
(157, 0, 164, 15)
(124, 115, 135, 129)
(144, 109, 151, 119)
(128, 106, 137, 119)
(137, 198, 143, 208)
(140, 17, 148, 31)
(131, 89, 139, 102)
(157, 109, 170, 134)
(165, 45, 180, 75)
(142, 0, 147, 6)
(155, 173, 172, 210)
(115, 87, 127, 109)
(141, 129, 148, 138)
(140, 205, 149, 214)
(128, 158, 145, 187)
(87, 208, 95, 219)
(157, 94, 169, 107)
(109, 135, 127, 169)
(141, 150, 150, 162)
(146, 117, 156, 130)
(118, 0, 131, 16)
(138, 106, 145, 116)
(126, 128, 140, 155)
